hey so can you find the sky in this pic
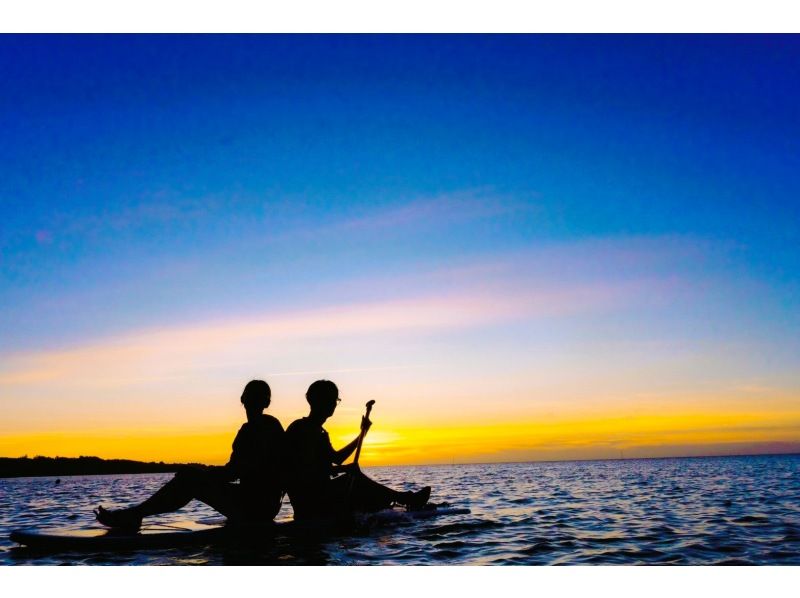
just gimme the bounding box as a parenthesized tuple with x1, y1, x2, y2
(1, 35, 799, 466)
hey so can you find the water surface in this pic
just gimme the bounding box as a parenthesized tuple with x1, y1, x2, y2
(2, 454, 798, 565)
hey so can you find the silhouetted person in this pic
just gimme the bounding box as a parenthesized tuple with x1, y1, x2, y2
(95, 380, 285, 529)
(285, 380, 430, 521)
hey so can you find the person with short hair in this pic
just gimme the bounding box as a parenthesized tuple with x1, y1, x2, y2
(95, 379, 285, 529)
(285, 379, 430, 521)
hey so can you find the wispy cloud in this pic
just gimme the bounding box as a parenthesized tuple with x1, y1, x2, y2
(62, 193, 224, 235)
(0, 277, 654, 390)
(334, 189, 536, 233)
(17, 192, 225, 250)
(265, 365, 415, 377)
(263, 189, 538, 245)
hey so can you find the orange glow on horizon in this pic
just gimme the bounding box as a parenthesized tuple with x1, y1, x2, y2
(4, 404, 798, 467)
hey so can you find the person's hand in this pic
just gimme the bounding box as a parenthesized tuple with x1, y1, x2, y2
(361, 415, 372, 433)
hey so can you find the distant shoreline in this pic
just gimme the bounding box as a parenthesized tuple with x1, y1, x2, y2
(2, 452, 798, 479)
(0, 456, 213, 479)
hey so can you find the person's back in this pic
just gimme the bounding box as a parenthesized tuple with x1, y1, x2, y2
(228, 412, 285, 520)
(284, 416, 334, 519)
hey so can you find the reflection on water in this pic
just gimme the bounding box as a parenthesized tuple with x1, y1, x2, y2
(1, 454, 799, 565)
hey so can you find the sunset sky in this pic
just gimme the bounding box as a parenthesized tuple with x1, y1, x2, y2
(1, 35, 799, 466)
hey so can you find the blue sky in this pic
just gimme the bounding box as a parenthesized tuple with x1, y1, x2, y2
(1, 35, 798, 463)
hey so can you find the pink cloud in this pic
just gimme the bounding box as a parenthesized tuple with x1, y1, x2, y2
(34, 230, 53, 244)
(0, 278, 652, 390)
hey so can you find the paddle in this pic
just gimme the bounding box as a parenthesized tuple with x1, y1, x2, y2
(346, 400, 374, 507)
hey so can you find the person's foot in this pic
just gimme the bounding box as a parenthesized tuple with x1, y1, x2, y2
(404, 486, 431, 511)
(94, 506, 143, 530)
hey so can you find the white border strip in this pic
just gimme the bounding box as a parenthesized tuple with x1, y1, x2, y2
(1, 1, 799, 34)
(2, 565, 800, 596)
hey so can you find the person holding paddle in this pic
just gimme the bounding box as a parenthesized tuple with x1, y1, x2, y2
(95, 380, 285, 529)
(284, 379, 431, 521)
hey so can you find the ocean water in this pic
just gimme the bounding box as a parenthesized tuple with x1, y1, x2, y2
(1, 454, 798, 565)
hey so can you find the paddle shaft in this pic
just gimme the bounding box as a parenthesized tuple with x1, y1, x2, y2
(352, 400, 374, 466)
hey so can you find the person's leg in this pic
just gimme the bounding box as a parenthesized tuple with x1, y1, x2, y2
(96, 467, 243, 528)
(328, 469, 430, 512)
(136, 467, 242, 517)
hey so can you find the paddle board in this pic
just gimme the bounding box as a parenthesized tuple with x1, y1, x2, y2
(10, 505, 470, 552)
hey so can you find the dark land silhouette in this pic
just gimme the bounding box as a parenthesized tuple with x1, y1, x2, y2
(0, 455, 214, 479)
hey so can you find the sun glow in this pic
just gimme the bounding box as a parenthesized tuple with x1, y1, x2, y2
(6, 395, 796, 467)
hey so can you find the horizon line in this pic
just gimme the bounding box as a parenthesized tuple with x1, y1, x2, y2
(3, 450, 798, 474)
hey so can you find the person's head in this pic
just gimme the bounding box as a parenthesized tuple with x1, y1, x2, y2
(306, 379, 340, 420)
(241, 379, 271, 421)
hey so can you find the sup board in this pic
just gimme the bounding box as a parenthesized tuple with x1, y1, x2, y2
(10, 506, 470, 552)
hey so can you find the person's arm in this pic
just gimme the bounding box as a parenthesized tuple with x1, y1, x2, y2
(331, 416, 372, 465)
(332, 436, 358, 465)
